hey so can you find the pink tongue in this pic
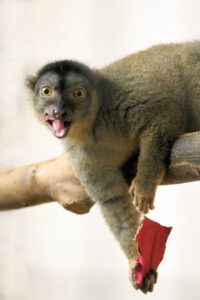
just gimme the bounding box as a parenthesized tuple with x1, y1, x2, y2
(52, 120, 65, 131)
(52, 120, 66, 138)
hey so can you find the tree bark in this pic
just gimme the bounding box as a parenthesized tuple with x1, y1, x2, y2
(0, 132, 200, 213)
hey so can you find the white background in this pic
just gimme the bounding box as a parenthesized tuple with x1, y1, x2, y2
(0, 0, 200, 299)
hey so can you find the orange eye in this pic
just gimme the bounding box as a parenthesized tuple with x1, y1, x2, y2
(40, 85, 53, 98)
(73, 87, 87, 100)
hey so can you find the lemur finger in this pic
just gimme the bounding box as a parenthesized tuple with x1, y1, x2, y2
(129, 185, 134, 197)
(141, 276, 150, 294)
(134, 195, 139, 207)
(148, 278, 154, 292)
(142, 201, 149, 214)
(138, 198, 144, 212)
(149, 197, 155, 209)
(141, 271, 156, 293)
(151, 269, 158, 283)
(137, 197, 149, 214)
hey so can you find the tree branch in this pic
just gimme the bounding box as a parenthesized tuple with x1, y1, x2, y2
(0, 132, 199, 212)
(0, 154, 93, 214)
(164, 132, 200, 184)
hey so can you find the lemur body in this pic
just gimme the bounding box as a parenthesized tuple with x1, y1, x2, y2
(27, 41, 200, 293)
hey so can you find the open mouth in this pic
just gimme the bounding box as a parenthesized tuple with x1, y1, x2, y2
(45, 116, 72, 139)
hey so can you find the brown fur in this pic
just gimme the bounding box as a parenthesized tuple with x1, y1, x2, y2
(27, 41, 200, 292)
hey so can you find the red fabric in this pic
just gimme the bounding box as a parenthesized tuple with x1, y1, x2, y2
(133, 217, 172, 286)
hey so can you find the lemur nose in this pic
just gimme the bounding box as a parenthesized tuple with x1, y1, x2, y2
(53, 108, 67, 119)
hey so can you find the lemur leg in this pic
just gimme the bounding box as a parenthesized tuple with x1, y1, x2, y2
(129, 130, 173, 214)
(100, 195, 158, 293)
(71, 162, 158, 292)
(100, 194, 140, 259)
(72, 163, 141, 259)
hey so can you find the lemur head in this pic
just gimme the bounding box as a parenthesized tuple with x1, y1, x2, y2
(26, 60, 100, 139)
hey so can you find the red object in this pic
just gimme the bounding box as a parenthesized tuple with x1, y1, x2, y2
(133, 217, 172, 286)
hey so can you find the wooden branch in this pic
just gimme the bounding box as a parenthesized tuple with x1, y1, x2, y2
(0, 131, 200, 212)
(163, 132, 200, 184)
(0, 154, 93, 214)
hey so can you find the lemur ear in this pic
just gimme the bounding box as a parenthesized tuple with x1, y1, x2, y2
(25, 75, 37, 90)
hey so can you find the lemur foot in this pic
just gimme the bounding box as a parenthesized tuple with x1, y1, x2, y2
(140, 269, 158, 294)
(129, 260, 158, 294)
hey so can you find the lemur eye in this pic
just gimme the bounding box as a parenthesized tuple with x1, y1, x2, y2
(40, 85, 53, 98)
(73, 87, 87, 100)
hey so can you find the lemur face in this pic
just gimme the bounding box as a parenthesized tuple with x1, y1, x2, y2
(27, 61, 99, 138)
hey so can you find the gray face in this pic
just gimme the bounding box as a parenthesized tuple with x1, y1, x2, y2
(32, 71, 95, 138)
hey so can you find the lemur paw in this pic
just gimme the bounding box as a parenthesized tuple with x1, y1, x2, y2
(139, 270, 158, 294)
(134, 193, 154, 214)
(129, 260, 158, 294)
(129, 182, 155, 214)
